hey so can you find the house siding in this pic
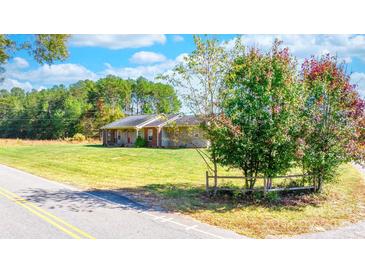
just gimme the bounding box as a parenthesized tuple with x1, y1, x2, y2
(161, 127, 208, 148)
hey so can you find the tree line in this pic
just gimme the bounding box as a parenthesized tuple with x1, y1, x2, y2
(0, 75, 181, 139)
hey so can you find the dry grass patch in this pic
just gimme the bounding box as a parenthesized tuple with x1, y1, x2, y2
(0, 138, 99, 147)
(184, 166, 365, 238)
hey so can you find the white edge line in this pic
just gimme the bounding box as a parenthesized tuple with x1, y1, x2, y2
(84, 191, 225, 239)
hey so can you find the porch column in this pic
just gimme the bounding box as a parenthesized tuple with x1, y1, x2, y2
(156, 128, 159, 148)
(102, 129, 107, 146)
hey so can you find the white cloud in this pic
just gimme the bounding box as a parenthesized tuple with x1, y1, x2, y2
(350, 72, 365, 98)
(175, 53, 188, 63)
(1, 52, 187, 90)
(226, 34, 365, 63)
(172, 35, 184, 42)
(12, 57, 29, 69)
(129, 51, 167, 64)
(5, 63, 97, 86)
(0, 78, 33, 91)
(70, 34, 166, 50)
(103, 53, 188, 80)
(2, 57, 30, 74)
(103, 60, 176, 80)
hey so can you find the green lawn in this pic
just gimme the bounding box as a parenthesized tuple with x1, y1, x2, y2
(0, 142, 233, 189)
(1, 140, 365, 238)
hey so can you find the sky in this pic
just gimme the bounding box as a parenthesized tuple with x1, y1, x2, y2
(1, 34, 365, 99)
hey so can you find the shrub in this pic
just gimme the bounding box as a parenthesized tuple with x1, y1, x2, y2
(135, 136, 147, 147)
(265, 191, 280, 203)
(72, 133, 86, 142)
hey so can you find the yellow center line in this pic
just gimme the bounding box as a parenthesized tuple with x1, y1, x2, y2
(0, 186, 95, 239)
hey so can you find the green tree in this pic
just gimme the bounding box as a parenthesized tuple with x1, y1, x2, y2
(131, 77, 180, 115)
(152, 82, 181, 114)
(210, 41, 302, 189)
(160, 35, 244, 191)
(0, 34, 70, 80)
(29, 34, 70, 65)
(82, 75, 132, 136)
(300, 55, 365, 191)
(95, 75, 132, 113)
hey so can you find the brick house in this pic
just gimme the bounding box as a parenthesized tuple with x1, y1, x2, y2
(100, 114, 208, 148)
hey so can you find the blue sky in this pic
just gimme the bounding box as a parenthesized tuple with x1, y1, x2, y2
(1, 34, 365, 98)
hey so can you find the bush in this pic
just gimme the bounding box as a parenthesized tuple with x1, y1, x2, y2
(265, 191, 280, 203)
(135, 136, 147, 147)
(72, 133, 86, 142)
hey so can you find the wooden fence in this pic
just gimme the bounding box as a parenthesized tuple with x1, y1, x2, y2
(205, 171, 316, 195)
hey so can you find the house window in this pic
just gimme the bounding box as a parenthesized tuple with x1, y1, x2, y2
(148, 129, 153, 141)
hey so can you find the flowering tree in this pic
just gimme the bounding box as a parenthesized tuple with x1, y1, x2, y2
(209, 40, 303, 189)
(299, 55, 365, 191)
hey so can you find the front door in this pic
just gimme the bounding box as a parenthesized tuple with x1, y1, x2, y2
(127, 131, 131, 144)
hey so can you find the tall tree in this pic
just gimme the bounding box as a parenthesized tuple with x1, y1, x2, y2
(160, 35, 244, 191)
(94, 75, 132, 114)
(161, 35, 243, 116)
(131, 77, 180, 115)
(300, 55, 365, 191)
(210, 41, 302, 189)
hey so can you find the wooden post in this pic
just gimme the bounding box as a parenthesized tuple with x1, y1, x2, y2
(313, 175, 317, 192)
(205, 171, 209, 195)
(213, 169, 218, 196)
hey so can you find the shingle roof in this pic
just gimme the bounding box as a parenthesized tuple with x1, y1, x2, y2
(169, 115, 201, 126)
(144, 114, 180, 127)
(101, 114, 158, 129)
(101, 114, 202, 130)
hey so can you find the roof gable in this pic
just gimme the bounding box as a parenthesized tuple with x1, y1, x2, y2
(169, 115, 201, 126)
(101, 114, 159, 129)
(143, 114, 181, 127)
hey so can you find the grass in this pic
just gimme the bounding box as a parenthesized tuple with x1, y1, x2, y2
(0, 139, 365, 238)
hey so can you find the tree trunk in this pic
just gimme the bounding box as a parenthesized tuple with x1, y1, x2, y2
(244, 169, 249, 189)
(316, 175, 323, 192)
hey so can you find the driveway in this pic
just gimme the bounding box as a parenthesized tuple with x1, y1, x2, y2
(0, 164, 244, 239)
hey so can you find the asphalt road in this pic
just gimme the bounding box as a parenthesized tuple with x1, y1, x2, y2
(0, 164, 244, 239)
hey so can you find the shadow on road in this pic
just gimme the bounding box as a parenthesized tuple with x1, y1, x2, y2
(16, 183, 325, 215)
(18, 188, 149, 213)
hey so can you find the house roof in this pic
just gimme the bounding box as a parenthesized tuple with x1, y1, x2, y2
(144, 114, 181, 127)
(101, 114, 159, 129)
(172, 115, 201, 126)
(101, 114, 202, 130)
